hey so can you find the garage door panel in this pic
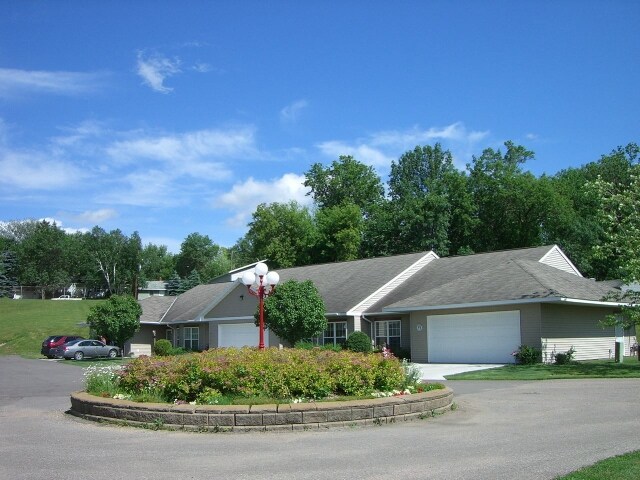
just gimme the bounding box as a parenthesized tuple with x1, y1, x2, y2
(218, 323, 267, 348)
(428, 311, 520, 364)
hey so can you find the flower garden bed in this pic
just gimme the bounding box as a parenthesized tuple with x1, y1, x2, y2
(69, 387, 454, 432)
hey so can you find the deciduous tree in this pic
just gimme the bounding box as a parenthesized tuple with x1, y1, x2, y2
(260, 279, 327, 345)
(86, 294, 142, 353)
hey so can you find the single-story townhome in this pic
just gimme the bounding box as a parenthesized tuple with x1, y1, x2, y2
(127, 245, 637, 363)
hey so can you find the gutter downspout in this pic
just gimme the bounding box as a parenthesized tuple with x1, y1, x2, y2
(361, 315, 374, 347)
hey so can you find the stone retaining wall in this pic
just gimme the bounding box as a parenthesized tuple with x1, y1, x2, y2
(69, 387, 454, 432)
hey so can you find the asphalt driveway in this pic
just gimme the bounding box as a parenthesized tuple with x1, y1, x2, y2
(1, 356, 639, 480)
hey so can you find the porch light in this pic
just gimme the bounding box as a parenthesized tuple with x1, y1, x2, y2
(241, 262, 279, 349)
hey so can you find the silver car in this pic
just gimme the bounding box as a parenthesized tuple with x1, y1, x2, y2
(52, 339, 120, 360)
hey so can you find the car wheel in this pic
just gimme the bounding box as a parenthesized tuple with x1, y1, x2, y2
(108, 349, 118, 359)
(74, 351, 84, 361)
(46, 355, 54, 359)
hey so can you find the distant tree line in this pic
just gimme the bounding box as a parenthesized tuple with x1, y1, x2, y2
(0, 141, 637, 299)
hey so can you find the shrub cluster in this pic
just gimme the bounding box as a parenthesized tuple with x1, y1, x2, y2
(554, 346, 576, 365)
(117, 347, 407, 402)
(345, 331, 372, 353)
(512, 344, 542, 365)
(153, 339, 187, 356)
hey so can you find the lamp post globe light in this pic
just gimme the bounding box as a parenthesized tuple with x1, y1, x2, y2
(241, 262, 279, 350)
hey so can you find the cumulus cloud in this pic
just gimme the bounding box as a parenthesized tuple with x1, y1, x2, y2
(317, 122, 490, 170)
(136, 51, 181, 93)
(280, 100, 309, 123)
(216, 173, 311, 227)
(0, 68, 105, 98)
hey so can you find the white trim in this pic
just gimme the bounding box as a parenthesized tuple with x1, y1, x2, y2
(539, 245, 583, 277)
(559, 297, 628, 307)
(347, 251, 438, 315)
(384, 297, 560, 312)
(384, 296, 626, 313)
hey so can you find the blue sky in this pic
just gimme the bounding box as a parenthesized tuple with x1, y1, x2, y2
(1, 1, 638, 252)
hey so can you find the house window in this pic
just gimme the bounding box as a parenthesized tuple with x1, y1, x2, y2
(375, 320, 401, 350)
(183, 326, 199, 351)
(323, 322, 347, 346)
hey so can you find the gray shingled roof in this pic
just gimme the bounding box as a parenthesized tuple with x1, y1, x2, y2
(139, 296, 176, 323)
(368, 245, 554, 312)
(276, 251, 431, 313)
(161, 283, 237, 322)
(383, 258, 619, 311)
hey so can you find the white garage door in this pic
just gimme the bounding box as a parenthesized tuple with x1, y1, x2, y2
(427, 311, 520, 363)
(218, 323, 267, 348)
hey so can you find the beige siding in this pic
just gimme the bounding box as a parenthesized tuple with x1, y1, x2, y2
(206, 284, 258, 318)
(541, 304, 618, 361)
(409, 304, 541, 363)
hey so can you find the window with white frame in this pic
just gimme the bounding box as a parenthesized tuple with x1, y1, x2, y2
(375, 320, 401, 350)
(323, 321, 347, 346)
(183, 326, 199, 351)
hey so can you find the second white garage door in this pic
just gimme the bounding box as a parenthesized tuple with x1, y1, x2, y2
(218, 323, 268, 348)
(427, 311, 521, 363)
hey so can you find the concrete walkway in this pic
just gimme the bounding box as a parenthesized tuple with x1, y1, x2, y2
(415, 363, 505, 380)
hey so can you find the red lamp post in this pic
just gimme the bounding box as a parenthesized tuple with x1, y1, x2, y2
(241, 262, 279, 350)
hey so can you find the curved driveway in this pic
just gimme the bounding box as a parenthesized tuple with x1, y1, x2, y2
(1, 356, 639, 480)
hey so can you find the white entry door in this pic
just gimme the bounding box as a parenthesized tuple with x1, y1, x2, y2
(427, 311, 521, 363)
(218, 323, 267, 348)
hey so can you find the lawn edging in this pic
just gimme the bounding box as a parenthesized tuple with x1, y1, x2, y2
(69, 387, 454, 432)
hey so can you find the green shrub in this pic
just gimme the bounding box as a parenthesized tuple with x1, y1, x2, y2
(116, 347, 408, 403)
(554, 347, 576, 365)
(345, 331, 372, 353)
(512, 345, 542, 365)
(84, 364, 122, 397)
(153, 339, 173, 356)
(294, 340, 315, 350)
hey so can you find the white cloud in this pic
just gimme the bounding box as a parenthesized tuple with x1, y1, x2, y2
(280, 100, 309, 123)
(216, 173, 311, 227)
(0, 149, 87, 190)
(136, 51, 181, 93)
(73, 208, 118, 224)
(525, 133, 539, 140)
(317, 122, 490, 170)
(317, 141, 394, 167)
(193, 63, 213, 73)
(0, 68, 104, 98)
(98, 169, 182, 207)
(106, 127, 256, 181)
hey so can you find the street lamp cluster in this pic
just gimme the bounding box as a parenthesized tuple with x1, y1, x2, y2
(242, 262, 279, 350)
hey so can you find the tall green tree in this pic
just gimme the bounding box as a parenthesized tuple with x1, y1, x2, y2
(140, 243, 175, 281)
(313, 203, 363, 263)
(84, 227, 141, 295)
(385, 144, 461, 255)
(86, 294, 142, 353)
(588, 163, 640, 332)
(175, 233, 220, 278)
(260, 279, 327, 345)
(468, 141, 557, 252)
(304, 155, 384, 216)
(242, 201, 315, 268)
(16, 220, 70, 299)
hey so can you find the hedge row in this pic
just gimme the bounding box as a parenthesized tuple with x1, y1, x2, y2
(118, 347, 407, 402)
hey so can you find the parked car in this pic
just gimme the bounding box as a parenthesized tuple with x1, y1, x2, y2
(41, 335, 85, 358)
(51, 339, 120, 361)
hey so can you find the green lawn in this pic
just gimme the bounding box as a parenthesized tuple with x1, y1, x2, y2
(0, 298, 102, 358)
(555, 450, 640, 480)
(447, 357, 640, 380)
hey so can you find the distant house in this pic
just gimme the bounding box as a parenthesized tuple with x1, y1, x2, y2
(138, 280, 168, 300)
(127, 245, 636, 363)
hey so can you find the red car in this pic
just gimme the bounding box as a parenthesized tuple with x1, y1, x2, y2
(41, 335, 84, 358)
